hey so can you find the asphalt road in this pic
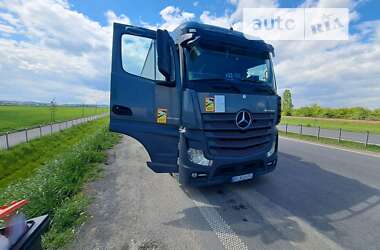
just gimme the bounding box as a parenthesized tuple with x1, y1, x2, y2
(72, 136, 380, 250)
(277, 124, 380, 146)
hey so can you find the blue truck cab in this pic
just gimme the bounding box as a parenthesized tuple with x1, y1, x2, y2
(110, 22, 281, 186)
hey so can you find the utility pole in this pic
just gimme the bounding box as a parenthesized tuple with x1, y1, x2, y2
(50, 98, 56, 123)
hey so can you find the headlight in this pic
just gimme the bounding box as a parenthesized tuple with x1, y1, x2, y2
(187, 148, 213, 166)
(266, 139, 277, 157)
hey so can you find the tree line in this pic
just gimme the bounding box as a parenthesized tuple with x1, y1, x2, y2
(281, 89, 380, 121)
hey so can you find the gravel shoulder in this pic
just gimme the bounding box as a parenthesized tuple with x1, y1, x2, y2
(70, 136, 221, 250)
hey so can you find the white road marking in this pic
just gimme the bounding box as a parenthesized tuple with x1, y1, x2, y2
(280, 136, 380, 159)
(189, 189, 249, 250)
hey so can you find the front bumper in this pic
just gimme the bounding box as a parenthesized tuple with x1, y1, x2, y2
(178, 132, 278, 187)
(179, 157, 277, 187)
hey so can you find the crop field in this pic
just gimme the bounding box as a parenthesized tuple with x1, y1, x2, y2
(281, 116, 380, 134)
(0, 117, 120, 249)
(0, 105, 109, 133)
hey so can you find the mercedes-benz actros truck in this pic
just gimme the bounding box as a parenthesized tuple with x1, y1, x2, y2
(110, 21, 281, 186)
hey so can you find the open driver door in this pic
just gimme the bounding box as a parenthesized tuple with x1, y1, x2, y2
(110, 23, 180, 173)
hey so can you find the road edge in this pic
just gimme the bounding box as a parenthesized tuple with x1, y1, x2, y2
(280, 136, 380, 159)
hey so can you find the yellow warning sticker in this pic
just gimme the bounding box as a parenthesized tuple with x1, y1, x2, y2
(156, 108, 168, 124)
(205, 97, 215, 112)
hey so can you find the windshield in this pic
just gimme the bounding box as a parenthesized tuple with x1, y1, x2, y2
(185, 45, 275, 88)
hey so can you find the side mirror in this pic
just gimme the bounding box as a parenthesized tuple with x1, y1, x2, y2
(156, 29, 172, 82)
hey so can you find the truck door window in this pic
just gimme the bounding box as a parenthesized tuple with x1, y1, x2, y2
(121, 34, 165, 81)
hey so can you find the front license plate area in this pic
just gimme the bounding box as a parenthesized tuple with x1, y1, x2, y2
(231, 173, 254, 183)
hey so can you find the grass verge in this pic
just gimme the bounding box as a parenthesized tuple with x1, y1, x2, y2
(281, 116, 380, 135)
(279, 131, 380, 154)
(0, 120, 120, 249)
(0, 119, 109, 189)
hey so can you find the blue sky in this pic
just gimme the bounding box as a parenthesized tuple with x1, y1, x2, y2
(70, 0, 237, 25)
(0, 0, 379, 107)
(69, 0, 380, 31)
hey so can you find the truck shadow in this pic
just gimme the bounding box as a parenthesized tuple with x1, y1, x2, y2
(165, 152, 380, 247)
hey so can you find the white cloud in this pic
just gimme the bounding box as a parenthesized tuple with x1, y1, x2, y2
(140, 6, 195, 31)
(300, 0, 365, 22)
(0, 23, 16, 34)
(229, 0, 279, 22)
(159, 6, 195, 31)
(0, 0, 110, 53)
(301, 0, 362, 8)
(105, 10, 131, 25)
(0, 0, 113, 104)
(200, 11, 232, 28)
(270, 18, 380, 107)
(200, 0, 279, 30)
(0, 12, 21, 27)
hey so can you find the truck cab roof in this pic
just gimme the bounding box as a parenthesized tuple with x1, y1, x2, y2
(171, 21, 274, 55)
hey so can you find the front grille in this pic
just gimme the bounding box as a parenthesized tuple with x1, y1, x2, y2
(202, 112, 275, 157)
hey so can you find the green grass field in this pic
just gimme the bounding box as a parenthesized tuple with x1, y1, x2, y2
(0, 118, 111, 189)
(281, 116, 380, 135)
(0, 105, 108, 133)
(0, 118, 120, 249)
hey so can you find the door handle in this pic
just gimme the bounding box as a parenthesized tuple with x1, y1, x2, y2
(112, 105, 133, 116)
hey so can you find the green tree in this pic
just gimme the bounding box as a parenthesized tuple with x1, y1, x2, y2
(281, 89, 293, 116)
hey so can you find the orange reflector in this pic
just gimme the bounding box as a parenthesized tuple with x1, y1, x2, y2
(0, 200, 28, 220)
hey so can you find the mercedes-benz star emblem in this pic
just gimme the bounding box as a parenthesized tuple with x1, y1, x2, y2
(235, 110, 252, 130)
